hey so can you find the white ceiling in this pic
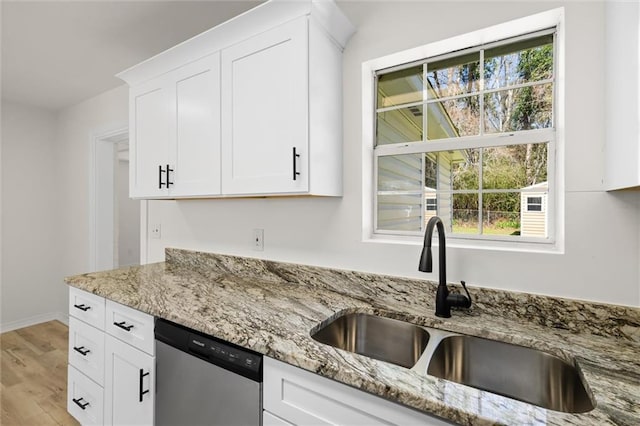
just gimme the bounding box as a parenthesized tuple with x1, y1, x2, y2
(1, 0, 262, 110)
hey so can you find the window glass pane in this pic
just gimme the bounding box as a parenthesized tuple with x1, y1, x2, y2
(377, 194, 422, 231)
(452, 149, 480, 190)
(376, 105, 423, 145)
(483, 143, 548, 190)
(377, 66, 423, 108)
(427, 96, 480, 139)
(424, 150, 479, 191)
(426, 52, 480, 100)
(424, 153, 438, 189)
(378, 154, 422, 191)
(482, 192, 522, 236)
(484, 84, 552, 133)
(484, 34, 553, 90)
(452, 193, 479, 235)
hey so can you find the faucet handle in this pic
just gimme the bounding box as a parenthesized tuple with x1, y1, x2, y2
(459, 280, 472, 308)
(446, 281, 473, 309)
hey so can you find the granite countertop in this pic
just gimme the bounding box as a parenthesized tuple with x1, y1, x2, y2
(65, 248, 640, 426)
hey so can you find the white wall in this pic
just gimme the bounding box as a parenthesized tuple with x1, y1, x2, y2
(1, 101, 64, 330)
(117, 158, 140, 267)
(56, 85, 129, 282)
(145, 1, 640, 307)
(1, 86, 129, 328)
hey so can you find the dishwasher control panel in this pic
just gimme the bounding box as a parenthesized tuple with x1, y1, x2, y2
(187, 334, 262, 374)
(155, 318, 263, 382)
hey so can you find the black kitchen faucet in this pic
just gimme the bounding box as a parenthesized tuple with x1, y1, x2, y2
(418, 216, 472, 318)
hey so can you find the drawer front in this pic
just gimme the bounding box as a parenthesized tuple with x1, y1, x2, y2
(264, 357, 450, 426)
(68, 365, 104, 426)
(69, 287, 106, 330)
(263, 410, 295, 426)
(105, 300, 155, 356)
(68, 317, 105, 385)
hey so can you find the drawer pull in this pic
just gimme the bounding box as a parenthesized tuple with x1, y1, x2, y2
(139, 369, 150, 402)
(73, 346, 91, 356)
(72, 397, 90, 410)
(73, 303, 91, 312)
(113, 321, 134, 332)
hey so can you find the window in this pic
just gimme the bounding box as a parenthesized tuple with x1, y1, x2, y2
(371, 28, 557, 243)
(526, 196, 543, 212)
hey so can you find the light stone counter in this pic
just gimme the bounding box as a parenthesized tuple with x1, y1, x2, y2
(65, 248, 640, 426)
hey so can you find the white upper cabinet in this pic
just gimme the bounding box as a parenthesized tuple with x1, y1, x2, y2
(118, 0, 355, 199)
(129, 77, 171, 198)
(172, 54, 222, 197)
(605, 1, 640, 190)
(128, 53, 221, 198)
(221, 18, 308, 195)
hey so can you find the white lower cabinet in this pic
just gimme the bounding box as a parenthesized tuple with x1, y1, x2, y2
(104, 335, 155, 426)
(67, 286, 155, 426)
(263, 357, 451, 426)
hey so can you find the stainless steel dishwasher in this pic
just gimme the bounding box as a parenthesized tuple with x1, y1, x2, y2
(154, 319, 263, 426)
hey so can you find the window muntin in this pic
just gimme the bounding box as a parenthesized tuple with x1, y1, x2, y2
(373, 30, 555, 241)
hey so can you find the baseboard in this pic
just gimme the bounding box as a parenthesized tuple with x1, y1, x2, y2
(0, 311, 67, 333)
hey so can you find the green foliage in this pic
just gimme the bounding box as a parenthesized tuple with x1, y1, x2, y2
(448, 40, 552, 214)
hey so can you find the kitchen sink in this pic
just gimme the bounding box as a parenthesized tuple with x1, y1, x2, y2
(311, 313, 595, 414)
(427, 335, 595, 413)
(310, 313, 430, 368)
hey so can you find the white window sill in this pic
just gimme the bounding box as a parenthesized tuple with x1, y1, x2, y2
(363, 233, 564, 254)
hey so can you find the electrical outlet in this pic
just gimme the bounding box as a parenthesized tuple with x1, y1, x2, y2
(151, 224, 162, 239)
(253, 229, 264, 251)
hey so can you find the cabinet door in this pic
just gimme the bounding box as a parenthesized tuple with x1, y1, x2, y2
(104, 335, 154, 426)
(221, 17, 309, 195)
(130, 77, 171, 198)
(169, 53, 222, 196)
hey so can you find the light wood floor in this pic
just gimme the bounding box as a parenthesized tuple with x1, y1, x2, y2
(1, 321, 79, 426)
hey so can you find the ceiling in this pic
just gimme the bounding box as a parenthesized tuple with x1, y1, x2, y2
(1, 0, 263, 111)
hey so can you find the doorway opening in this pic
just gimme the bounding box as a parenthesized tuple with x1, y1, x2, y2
(90, 128, 141, 271)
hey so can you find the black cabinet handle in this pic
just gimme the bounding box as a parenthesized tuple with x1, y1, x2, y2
(292, 147, 300, 180)
(72, 397, 90, 410)
(159, 165, 164, 188)
(73, 346, 91, 356)
(73, 304, 91, 312)
(166, 164, 174, 187)
(139, 369, 150, 402)
(113, 321, 134, 332)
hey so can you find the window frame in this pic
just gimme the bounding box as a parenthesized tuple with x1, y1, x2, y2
(362, 8, 565, 252)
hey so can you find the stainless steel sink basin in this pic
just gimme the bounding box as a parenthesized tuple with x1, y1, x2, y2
(427, 335, 595, 413)
(311, 313, 430, 368)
